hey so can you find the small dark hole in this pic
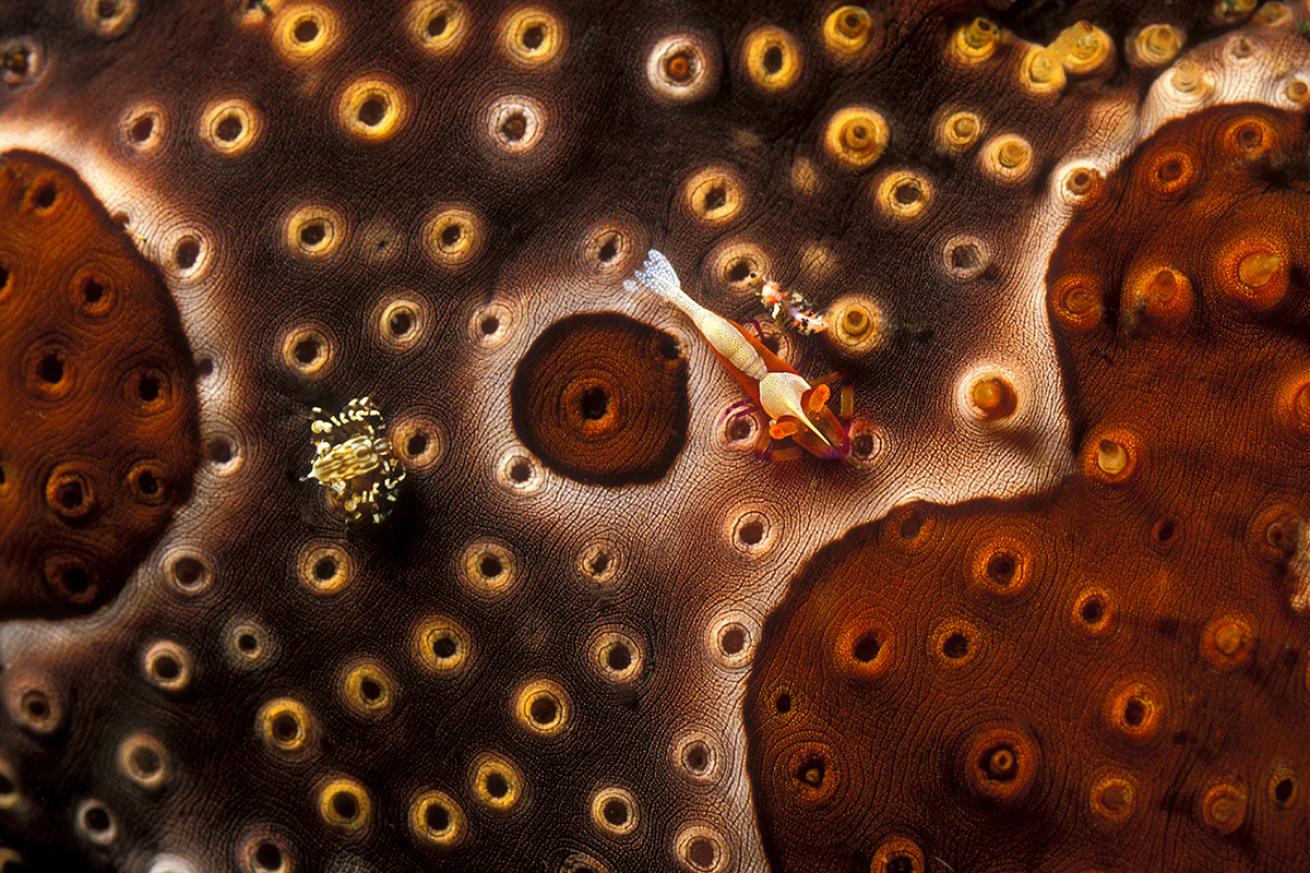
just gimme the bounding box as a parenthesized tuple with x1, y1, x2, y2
(388, 310, 414, 336)
(479, 554, 503, 578)
(62, 566, 90, 594)
(588, 551, 610, 574)
(665, 51, 693, 81)
(359, 677, 382, 701)
(21, 691, 49, 719)
(728, 417, 752, 441)
(152, 655, 180, 681)
(215, 114, 243, 142)
(762, 44, 784, 73)
(1123, 697, 1146, 727)
(529, 695, 558, 724)
(579, 387, 609, 420)
(137, 374, 161, 402)
(426, 14, 447, 37)
(293, 18, 319, 42)
(207, 439, 234, 464)
(598, 238, 618, 263)
(1080, 597, 1104, 624)
(425, 802, 449, 831)
(853, 433, 874, 457)
(605, 644, 632, 672)
(481, 316, 500, 334)
(130, 746, 161, 775)
(1158, 158, 1182, 182)
(253, 842, 283, 871)
(942, 632, 969, 659)
(97, 0, 119, 19)
(358, 97, 387, 127)
(796, 755, 825, 787)
(728, 260, 753, 282)
(331, 791, 358, 820)
(173, 556, 205, 587)
(0, 265, 9, 289)
(32, 183, 56, 209)
(37, 353, 64, 384)
(432, 635, 457, 659)
(81, 277, 105, 304)
(982, 745, 1018, 781)
(129, 115, 154, 143)
(500, 113, 527, 141)
(293, 338, 320, 364)
(688, 837, 716, 868)
(738, 520, 764, 545)
(602, 798, 628, 826)
(485, 771, 508, 798)
(175, 238, 200, 269)
(774, 692, 791, 714)
(509, 460, 531, 482)
(893, 182, 921, 205)
(237, 632, 258, 653)
(683, 742, 709, 772)
(0, 771, 13, 795)
(440, 224, 463, 247)
(196, 357, 214, 377)
(271, 713, 298, 741)
(313, 557, 337, 580)
(886, 857, 914, 873)
(898, 512, 922, 539)
(951, 243, 981, 270)
(1238, 125, 1261, 149)
(845, 13, 861, 28)
(136, 470, 159, 495)
(522, 24, 544, 49)
(299, 222, 326, 247)
(1274, 777, 1295, 805)
(720, 626, 746, 655)
(703, 185, 727, 211)
(852, 631, 880, 663)
(986, 552, 1016, 585)
(1155, 520, 1175, 542)
(82, 805, 111, 833)
(406, 433, 428, 456)
(57, 480, 84, 509)
(0, 465, 5, 485)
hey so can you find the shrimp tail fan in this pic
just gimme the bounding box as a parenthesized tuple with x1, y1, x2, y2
(623, 249, 684, 300)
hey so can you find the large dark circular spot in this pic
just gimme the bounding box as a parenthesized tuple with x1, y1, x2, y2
(511, 312, 688, 485)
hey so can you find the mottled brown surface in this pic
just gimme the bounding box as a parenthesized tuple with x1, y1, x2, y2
(512, 313, 688, 485)
(0, 150, 198, 617)
(745, 104, 1310, 872)
(0, 0, 1306, 871)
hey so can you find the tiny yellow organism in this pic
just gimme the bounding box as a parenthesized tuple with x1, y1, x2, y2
(303, 396, 405, 523)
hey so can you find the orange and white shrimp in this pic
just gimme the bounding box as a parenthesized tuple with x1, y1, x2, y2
(751, 273, 830, 335)
(625, 250, 850, 460)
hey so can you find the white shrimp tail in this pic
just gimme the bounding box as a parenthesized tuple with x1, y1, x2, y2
(626, 249, 768, 381)
(624, 250, 699, 311)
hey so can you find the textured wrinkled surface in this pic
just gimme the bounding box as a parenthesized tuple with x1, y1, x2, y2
(0, 151, 198, 618)
(1, 0, 1310, 871)
(511, 312, 689, 485)
(746, 102, 1310, 873)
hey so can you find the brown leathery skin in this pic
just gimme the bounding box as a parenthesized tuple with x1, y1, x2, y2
(0, 150, 199, 618)
(745, 104, 1310, 872)
(0, 0, 1308, 871)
